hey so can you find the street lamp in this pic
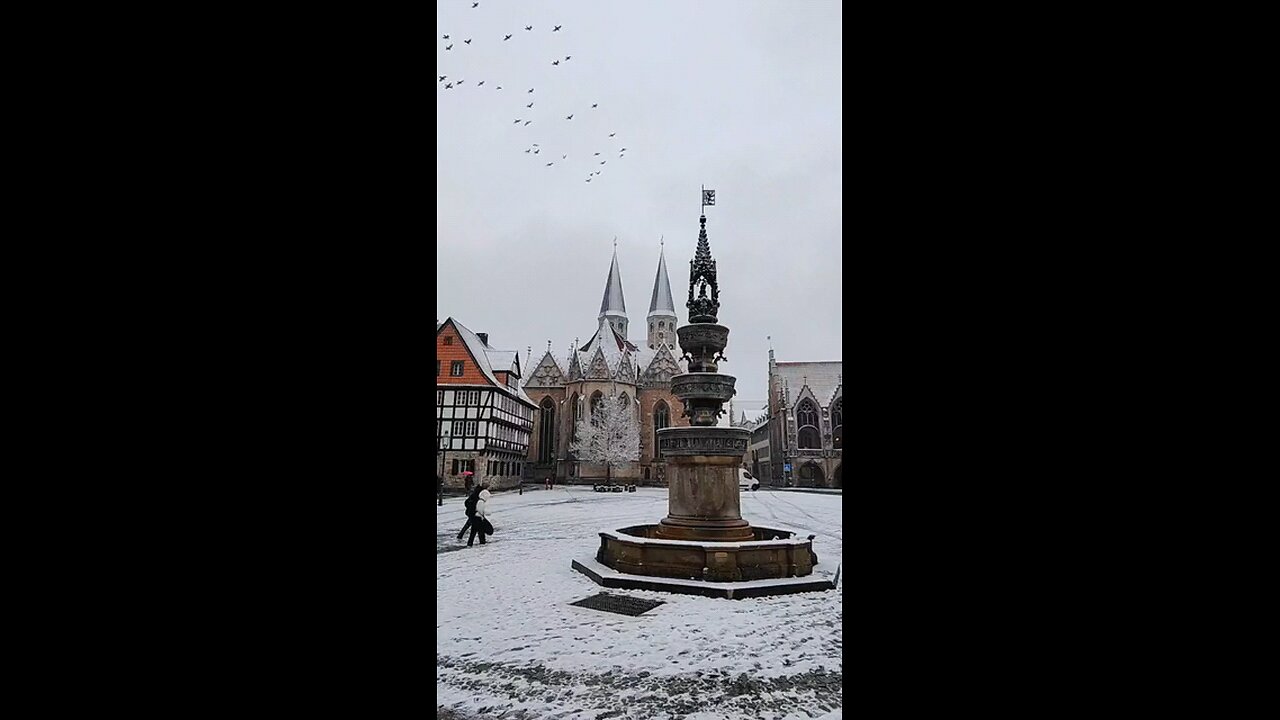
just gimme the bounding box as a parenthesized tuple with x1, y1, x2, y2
(438, 428, 451, 506)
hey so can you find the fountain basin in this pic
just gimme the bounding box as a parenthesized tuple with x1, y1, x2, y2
(597, 525, 815, 582)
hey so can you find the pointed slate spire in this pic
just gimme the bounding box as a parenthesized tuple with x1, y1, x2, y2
(648, 245, 676, 317)
(599, 247, 627, 318)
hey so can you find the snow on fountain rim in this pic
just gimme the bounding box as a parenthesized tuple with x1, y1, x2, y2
(599, 527, 813, 548)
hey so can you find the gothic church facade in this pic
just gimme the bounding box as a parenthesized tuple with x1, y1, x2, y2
(523, 246, 690, 484)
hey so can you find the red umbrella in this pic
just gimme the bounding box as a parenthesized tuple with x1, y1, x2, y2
(461, 471, 473, 476)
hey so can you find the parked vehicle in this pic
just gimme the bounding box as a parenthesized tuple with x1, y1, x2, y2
(738, 469, 760, 491)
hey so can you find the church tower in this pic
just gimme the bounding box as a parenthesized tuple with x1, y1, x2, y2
(646, 244, 677, 350)
(599, 247, 628, 339)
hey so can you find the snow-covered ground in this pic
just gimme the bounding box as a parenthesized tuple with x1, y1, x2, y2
(436, 486, 843, 720)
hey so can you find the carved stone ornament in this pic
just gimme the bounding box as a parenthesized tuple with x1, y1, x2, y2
(685, 215, 720, 323)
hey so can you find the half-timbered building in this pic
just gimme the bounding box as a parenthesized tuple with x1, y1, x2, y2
(436, 318, 537, 490)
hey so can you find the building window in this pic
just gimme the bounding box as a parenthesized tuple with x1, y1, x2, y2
(437, 391, 443, 405)
(444, 337, 453, 345)
(644, 467, 651, 481)
(452, 420, 465, 436)
(654, 401, 670, 457)
(539, 398, 556, 464)
(798, 426, 821, 449)
(797, 400, 819, 429)
(437, 361, 441, 376)
(659, 321, 665, 330)
(450, 361, 464, 376)
(472, 390, 481, 405)
(832, 399, 842, 450)
(466, 420, 477, 436)
(590, 391, 603, 415)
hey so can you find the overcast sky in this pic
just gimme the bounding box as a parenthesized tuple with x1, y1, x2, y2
(436, 0, 842, 414)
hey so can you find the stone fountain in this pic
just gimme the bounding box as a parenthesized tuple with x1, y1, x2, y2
(571, 213, 834, 599)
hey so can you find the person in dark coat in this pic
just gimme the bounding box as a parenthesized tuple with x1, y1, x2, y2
(467, 483, 492, 546)
(455, 484, 482, 541)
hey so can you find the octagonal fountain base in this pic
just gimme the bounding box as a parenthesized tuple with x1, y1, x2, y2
(570, 524, 836, 599)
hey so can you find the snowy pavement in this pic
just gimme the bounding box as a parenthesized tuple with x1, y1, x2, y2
(436, 486, 843, 720)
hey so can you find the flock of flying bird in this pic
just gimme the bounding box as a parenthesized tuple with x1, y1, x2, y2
(438, 3, 629, 184)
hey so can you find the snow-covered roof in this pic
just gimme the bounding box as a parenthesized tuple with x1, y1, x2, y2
(484, 349, 518, 372)
(443, 317, 536, 407)
(776, 361, 842, 409)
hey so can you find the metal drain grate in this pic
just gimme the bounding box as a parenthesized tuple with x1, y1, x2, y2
(570, 592, 665, 616)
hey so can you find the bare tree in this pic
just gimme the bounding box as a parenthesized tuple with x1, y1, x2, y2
(569, 393, 640, 484)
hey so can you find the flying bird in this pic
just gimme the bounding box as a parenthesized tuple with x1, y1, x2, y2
(586, 179, 592, 183)
(457, 80, 464, 84)
(504, 34, 512, 40)
(565, 55, 571, 61)
(609, 132, 616, 137)
(464, 39, 471, 44)
(477, 81, 484, 86)
(514, 119, 521, 124)
(562, 154, 567, 159)
(528, 88, 534, 93)
(496, 86, 502, 89)
(546, 162, 554, 166)
(534, 148, 539, 153)
(443, 34, 449, 39)
(566, 114, 573, 120)
(472, 1, 479, 7)
(552, 60, 559, 66)
(526, 102, 533, 108)
(438, 75, 446, 81)
(553, 25, 562, 31)
(600, 161, 606, 165)
(446, 44, 453, 50)
(445, 83, 453, 89)
(525, 25, 532, 31)
(595, 171, 601, 175)
(594, 152, 600, 156)
(591, 103, 598, 108)
(524, 121, 531, 126)
(525, 149, 531, 153)
(620, 148, 627, 151)
(533, 143, 539, 146)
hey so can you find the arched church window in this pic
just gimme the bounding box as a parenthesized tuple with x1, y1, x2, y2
(797, 399, 820, 448)
(569, 393, 581, 446)
(798, 426, 821, 449)
(797, 400, 819, 429)
(659, 321, 665, 330)
(590, 391, 603, 415)
(539, 397, 556, 463)
(654, 401, 670, 458)
(831, 399, 842, 450)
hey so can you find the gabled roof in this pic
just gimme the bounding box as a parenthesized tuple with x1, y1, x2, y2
(439, 317, 536, 406)
(775, 361, 842, 410)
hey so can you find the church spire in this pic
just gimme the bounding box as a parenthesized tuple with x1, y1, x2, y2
(648, 244, 676, 317)
(647, 240, 677, 350)
(598, 246, 628, 339)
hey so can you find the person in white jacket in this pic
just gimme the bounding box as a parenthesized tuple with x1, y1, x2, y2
(467, 483, 492, 546)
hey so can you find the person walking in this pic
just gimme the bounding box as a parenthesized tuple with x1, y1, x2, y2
(467, 483, 492, 546)
(456, 484, 482, 541)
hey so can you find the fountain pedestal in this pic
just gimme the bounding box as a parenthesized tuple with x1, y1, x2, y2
(655, 426, 753, 542)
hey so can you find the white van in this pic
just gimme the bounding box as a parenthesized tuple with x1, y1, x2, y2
(738, 469, 760, 491)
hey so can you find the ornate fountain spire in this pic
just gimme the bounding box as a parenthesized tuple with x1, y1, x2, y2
(687, 214, 720, 323)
